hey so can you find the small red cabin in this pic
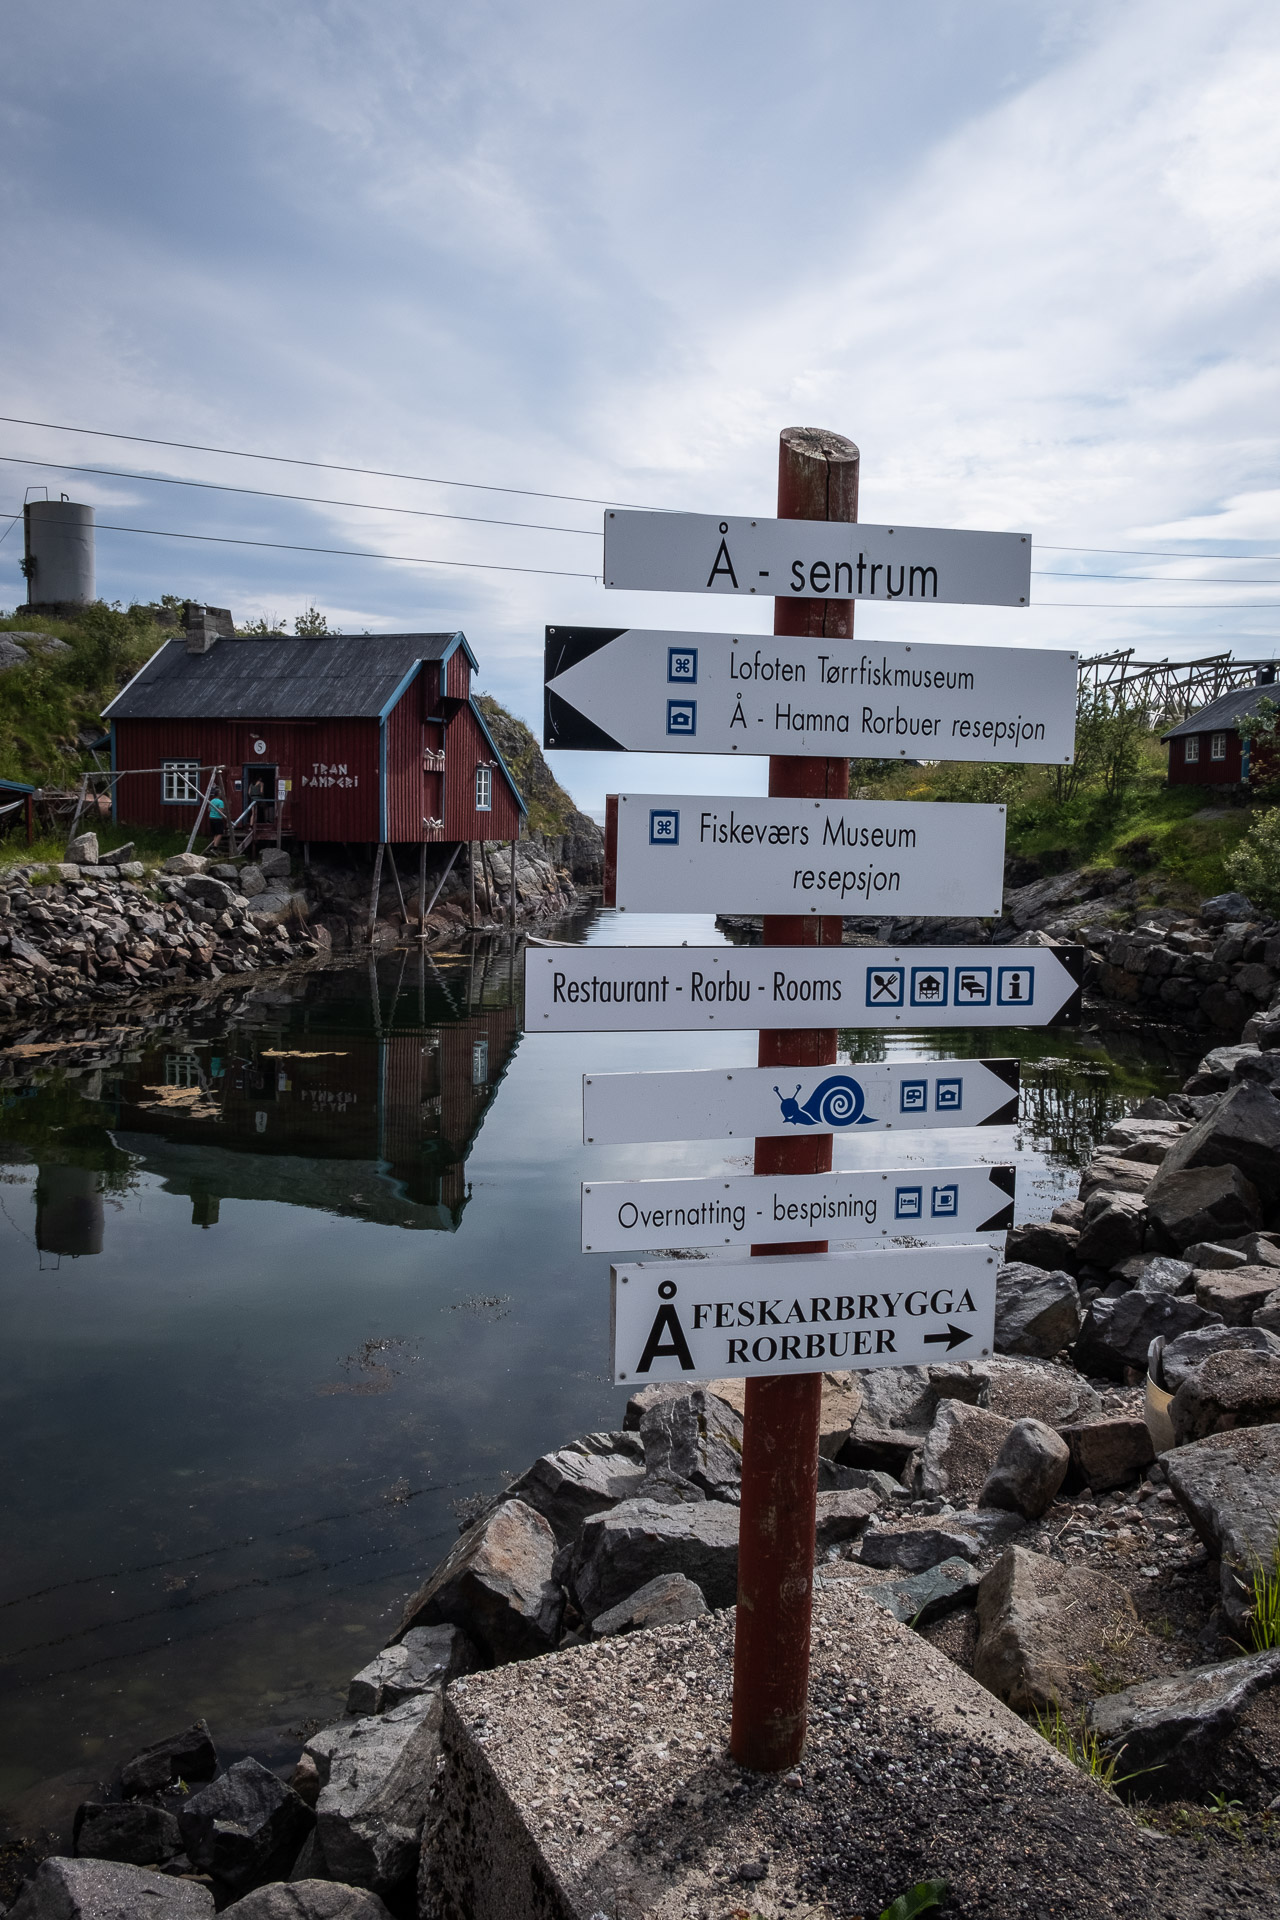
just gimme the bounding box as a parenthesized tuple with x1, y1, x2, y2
(103, 627, 525, 849)
(1163, 672, 1278, 788)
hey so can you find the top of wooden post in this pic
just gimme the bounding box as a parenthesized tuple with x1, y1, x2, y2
(776, 428, 860, 527)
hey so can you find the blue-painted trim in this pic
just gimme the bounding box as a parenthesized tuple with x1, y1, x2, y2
(0, 776, 36, 795)
(469, 698, 529, 817)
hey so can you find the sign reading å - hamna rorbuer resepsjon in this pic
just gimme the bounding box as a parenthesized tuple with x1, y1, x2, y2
(544, 627, 1077, 762)
(582, 1162, 1013, 1254)
(608, 794, 1005, 916)
(610, 1245, 1000, 1383)
(582, 1058, 1019, 1144)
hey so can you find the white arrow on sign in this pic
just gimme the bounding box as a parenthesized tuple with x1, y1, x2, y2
(611, 1243, 1000, 1384)
(581, 1162, 1014, 1254)
(606, 794, 1005, 918)
(524, 944, 1082, 1031)
(603, 511, 1031, 608)
(582, 1058, 1020, 1145)
(544, 627, 1077, 764)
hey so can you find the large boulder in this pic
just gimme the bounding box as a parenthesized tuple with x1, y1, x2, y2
(7, 1858, 214, 1917)
(857, 1556, 980, 1628)
(978, 1419, 1069, 1520)
(814, 1487, 880, 1551)
(1073, 1290, 1221, 1382)
(1170, 1349, 1280, 1443)
(178, 1757, 312, 1890)
(259, 847, 292, 879)
(859, 1524, 986, 1572)
(394, 1499, 563, 1660)
(1145, 1163, 1262, 1252)
(839, 1365, 941, 1472)
(974, 1547, 1140, 1712)
(503, 1443, 646, 1544)
(1101, 1117, 1189, 1163)
(994, 1264, 1081, 1358)
(1088, 1651, 1280, 1800)
(1078, 1157, 1156, 1203)
(1158, 1082, 1280, 1213)
(346, 1624, 478, 1715)
(72, 1801, 182, 1865)
(1160, 1323, 1280, 1391)
(590, 1572, 708, 1638)
(984, 1356, 1102, 1427)
(1076, 1193, 1146, 1270)
(1112, 1253, 1193, 1297)
(119, 1720, 218, 1798)
(919, 1400, 1014, 1503)
(638, 1388, 743, 1502)
(305, 1693, 441, 1893)
(65, 832, 99, 865)
(1002, 1220, 1080, 1272)
(1194, 1266, 1280, 1325)
(1059, 1416, 1155, 1494)
(1163, 1426, 1280, 1630)
(571, 1497, 739, 1617)
(162, 852, 208, 875)
(222, 1885, 392, 1918)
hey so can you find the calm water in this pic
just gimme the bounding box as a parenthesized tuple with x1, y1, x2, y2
(0, 909, 1194, 1804)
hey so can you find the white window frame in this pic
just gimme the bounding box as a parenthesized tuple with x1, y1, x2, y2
(1183, 736, 1200, 764)
(475, 764, 492, 812)
(162, 759, 201, 803)
(472, 1038, 489, 1087)
(1210, 732, 1228, 762)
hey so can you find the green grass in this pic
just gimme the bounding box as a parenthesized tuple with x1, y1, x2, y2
(0, 823, 201, 879)
(1247, 1533, 1280, 1652)
(1032, 1701, 1147, 1796)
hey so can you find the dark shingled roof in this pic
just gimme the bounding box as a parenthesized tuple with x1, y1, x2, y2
(103, 632, 474, 721)
(1163, 681, 1279, 740)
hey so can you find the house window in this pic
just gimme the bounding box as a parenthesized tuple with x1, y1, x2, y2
(475, 765, 492, 812)
(1184, 737, 1200, 764)
(162, 759, 201, 803)
(1211, 732, 1228, 761)
(472, 1039, 489, 1087)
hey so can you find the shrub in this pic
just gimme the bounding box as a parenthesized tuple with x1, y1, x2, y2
(1225, 806, 1280, 916)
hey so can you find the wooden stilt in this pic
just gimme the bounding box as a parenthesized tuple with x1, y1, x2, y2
(418, 842, 428, 937)
(368, 843, 385, 944)
(509, 838, 517, 932)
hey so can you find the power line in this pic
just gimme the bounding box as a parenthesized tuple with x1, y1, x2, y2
(1039, 543, 1280, 563)
(0, 452, 599, 538)
(1033, 570, 1280, 585)
(0, 513, 598, 579)
(0, 413, 658, 510)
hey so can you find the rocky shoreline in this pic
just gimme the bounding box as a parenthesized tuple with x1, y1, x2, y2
(13, 1026, 1280, 1914)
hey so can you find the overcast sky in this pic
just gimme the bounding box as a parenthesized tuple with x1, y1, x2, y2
(1, 0, 1277, 813)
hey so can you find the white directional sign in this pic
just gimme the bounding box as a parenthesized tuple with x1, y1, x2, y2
(582, 1057, 1019, 1145)
(606, 794, 1005, 917)
(525, 943, 1082, 1031)
(611, 1243, 1001, 1384)
(581, 1162, 1013, 1254)
(603, 511, 1031, 607)
(545, 627, 1076, 763)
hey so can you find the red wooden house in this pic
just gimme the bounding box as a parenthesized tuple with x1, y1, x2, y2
(1162, 669, 1278, 788)
(102, 624, 525, 850)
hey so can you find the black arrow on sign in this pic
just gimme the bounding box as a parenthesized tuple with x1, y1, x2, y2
(923, 1324, 972, 1351)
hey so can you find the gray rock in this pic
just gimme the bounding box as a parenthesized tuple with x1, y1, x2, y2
(249, 890, 301, 929)
(840, 1364, 939, 1472)
(222, 1884, 392, 1917)
(178, 1756, 312, 1889)
(162, 853, 208, 875)
(120, 1721, 218, 1798)
(239, 865, 268, 898)
(394, 1498, 563, 1661)
(1195, 1265, 1280, 1325)
(504, 1444, 647, 1545)
(1002, 1220, 1080, 1272)
(7, 1857, 214, 1917)
(1201, 892, 1256, 924)
(346, 1624, 478, 1715)
(1102, 1117, 1189, 1163)
(1112, 1253, 1194, 1296)
(73, 1802, 181, 1865)
(1232, 1053, 1280, 1092)
(1073, 1289, 1221, 1381)
(1145, 1162, 1263, 1252)
(182, 874, 237, 907)
(1182, 1241, 1248, 1271)
(571, 1497, 740, 1618)
(305, 1693, 441, 1892)
(919, 1400, 1014, 1503)
(857, 1556, 980, 1627)
(638, 1388, 744, 1503)
(65, 832, 99, 865)
(260, 848, 292, 879)
(1170, 1348, 1280, 1443)
(994, 1263, 1081, 1358)
(1164, 1425, 1280, 1629)
(102, 843, 135, 866)
(590, 1572, 708, 1637)
(117, 861, 145, 880)
(983, 1356, 1103, 1427)
(974, 1546, 1140, 1713)
(1077, 1192, 1146, 1269)
(858, 1525, 984, 1572)
(1078, 1157, 1157, 1202)
(1255, 1290, 1280, 1333)
(813, 1488, 879, 1551)
(1059, 1416, 1154, 1493)
(1160, 1323, 1280, 1392)
(9, 933, 53, 972)
(979, 1418, 1069, 1520)
(1222, 1231, 1280, 1268)
(1157, 1082, 1280, 1213)
(1088, 1650, 1280, 1799)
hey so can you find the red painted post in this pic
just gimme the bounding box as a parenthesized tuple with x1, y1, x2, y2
(731, 427, 859, 1774)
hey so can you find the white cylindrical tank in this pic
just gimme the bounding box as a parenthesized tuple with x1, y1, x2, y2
(23, 498, 95, 608)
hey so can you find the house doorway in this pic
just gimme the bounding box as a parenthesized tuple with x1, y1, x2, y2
(243, 764, 277, 829)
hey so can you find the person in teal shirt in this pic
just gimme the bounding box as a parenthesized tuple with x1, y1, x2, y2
(206, 793, 228, 853)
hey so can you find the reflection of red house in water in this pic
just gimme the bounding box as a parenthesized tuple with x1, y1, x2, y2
(113, 1001, 521, 1231)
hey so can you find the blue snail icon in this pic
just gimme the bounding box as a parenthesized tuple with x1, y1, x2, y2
(774, 1074, 873, 1128)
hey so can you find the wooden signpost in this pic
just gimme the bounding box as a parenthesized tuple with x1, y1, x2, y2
(536, 425, 1064, 1774)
